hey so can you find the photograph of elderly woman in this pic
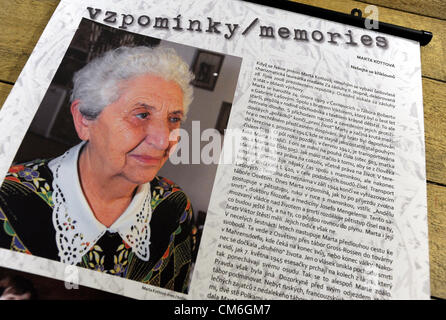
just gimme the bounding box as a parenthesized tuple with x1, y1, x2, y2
(0, 19, 242, 294)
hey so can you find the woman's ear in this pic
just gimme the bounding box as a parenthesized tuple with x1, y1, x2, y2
(70, 100, 91, 141)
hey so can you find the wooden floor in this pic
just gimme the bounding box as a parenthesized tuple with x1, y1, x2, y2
(0, 0, 445, 299)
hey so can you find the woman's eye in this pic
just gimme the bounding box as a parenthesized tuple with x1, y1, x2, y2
(135, 112, 149, 120)
(169, 117, 182, 123)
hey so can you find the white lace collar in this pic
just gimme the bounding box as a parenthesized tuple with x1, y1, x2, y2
(48, 142, 152, 265)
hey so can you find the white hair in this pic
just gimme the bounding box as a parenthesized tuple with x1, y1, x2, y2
(71, 46, 194, 119)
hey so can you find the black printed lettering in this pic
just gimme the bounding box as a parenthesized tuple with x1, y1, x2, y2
(154, 17, 169, 29)
(327, 32, 341, 44)
(86, 7, 102, 20)
(259, 26, 274, 38)
(188, 19, 202, 32)
(104, 11, 117, 23)
(206, 18, 221, 34)
(119, 14, 134, 29)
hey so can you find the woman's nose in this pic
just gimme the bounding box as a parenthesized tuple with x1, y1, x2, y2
(145, 120, 170, 150)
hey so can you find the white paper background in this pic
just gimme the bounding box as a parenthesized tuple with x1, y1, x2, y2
(0, 0, 428, 299)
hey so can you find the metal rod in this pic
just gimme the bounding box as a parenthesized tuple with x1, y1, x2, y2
(241, 0, 433, 46)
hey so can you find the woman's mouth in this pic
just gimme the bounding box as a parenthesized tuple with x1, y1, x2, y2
(130, 154, 164, 165)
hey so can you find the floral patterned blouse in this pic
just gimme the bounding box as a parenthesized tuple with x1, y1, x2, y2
(0, 159, 196, 294)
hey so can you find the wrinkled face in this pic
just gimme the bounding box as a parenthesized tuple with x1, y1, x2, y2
(85, 73, 184, 185)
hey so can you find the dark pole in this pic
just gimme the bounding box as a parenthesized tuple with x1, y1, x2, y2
(241, 0, 433, 46)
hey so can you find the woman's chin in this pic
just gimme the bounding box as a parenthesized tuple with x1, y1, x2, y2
(124, 172, 157, 186)
(129, 163, 165, 185)
(108, 155, 168, 186)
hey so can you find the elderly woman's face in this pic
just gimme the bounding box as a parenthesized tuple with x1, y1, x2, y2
(85, 73, 184, 185)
